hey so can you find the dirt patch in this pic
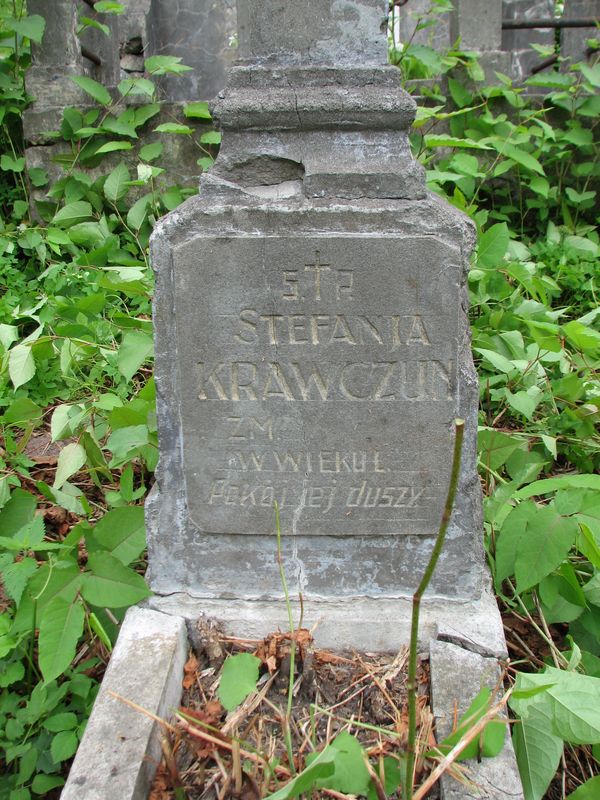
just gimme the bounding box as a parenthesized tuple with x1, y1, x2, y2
(149, 621, 439, 799)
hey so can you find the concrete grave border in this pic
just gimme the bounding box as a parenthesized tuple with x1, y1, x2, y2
(62, 601, 523, 800)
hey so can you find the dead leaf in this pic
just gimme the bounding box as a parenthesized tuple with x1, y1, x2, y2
(183, 654, 199, 690)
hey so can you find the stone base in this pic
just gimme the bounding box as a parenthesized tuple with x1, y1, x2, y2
(63, 601, 523, 800)
(147, 584, 507, 657)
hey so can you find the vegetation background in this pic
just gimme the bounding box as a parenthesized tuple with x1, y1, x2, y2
(0, 1, 598, 798)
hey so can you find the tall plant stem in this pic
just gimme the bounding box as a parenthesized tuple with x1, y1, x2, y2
(405, 418, 465, 800)
(274, 501, 297, 775)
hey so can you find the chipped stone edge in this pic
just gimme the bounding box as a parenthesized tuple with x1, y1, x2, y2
(61, 607, 187, 800)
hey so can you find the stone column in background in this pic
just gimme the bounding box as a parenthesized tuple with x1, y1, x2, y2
(561, 0, 600, 63)
(147, 0, 237, 101)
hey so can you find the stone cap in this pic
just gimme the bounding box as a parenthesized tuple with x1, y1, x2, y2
(212, 66, 416, 131)
(236, 0, 388, 66)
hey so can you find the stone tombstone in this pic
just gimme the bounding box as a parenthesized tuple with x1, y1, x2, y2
(148, 0, 485, 638)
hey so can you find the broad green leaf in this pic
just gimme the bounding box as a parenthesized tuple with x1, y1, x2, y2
(81, 551, 151, 607)
(104, 163, 130, 204)
(0, 154, 25, 172)
(144, 55, 192, 75)
(500, 144, 545, 175)
(567, 777, 600, 799)
(264, 748, 336, 800)
(496, 501, 578, 592)
(2, 397, 43, 425)
(50, 729, 79, 763)
(563, 321, 600, 354)
(31, 774, 65, 794)
(52, 201, 94, 228)
(117, 78, 155, 97)
(95, 140, 134, 154)
(71, 75, 112, 106)
(126, 194, 152, 230)
(139, 142, 163, 162)
(514, 475, 600, 500)
(117, 331, 153, 381)
(218, 653, 261, 710)
(43, 712, 78, 732)
(87, 506, 146, 565)
(154, 123, 194, 135)
(474, 348, 515, 374)
(53, 443, 86, 490)
(478, 428, 522, 471)
(512, 668, 600, 745)
(529, 176, 549, 198)
(9, 14, 45, 43)
(38, 597, 85, 683)
(184, 101, 212, 119)
(424, 135, 491, 150)
(0, 323, 18, 349)
(512, 704, 563, 800)
(200, 130, 222, 145)
(94, 0, 125, 12)
(9, 344, 35, 389)
(505, 388, 541, 422)
(366, 756, 403, 800)
(434, 688, 506, 761)
(107, 424, 150, 464)
(311, 732, 371, 795)
(0, 489, 36, 537)
(1, 557, 37, 605)
(478, 222, 509, 268)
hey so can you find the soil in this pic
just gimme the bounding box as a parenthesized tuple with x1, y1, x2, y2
(149, 620, 440, 799)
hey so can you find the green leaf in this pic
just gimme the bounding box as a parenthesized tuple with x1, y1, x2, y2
(424, 135, 491, 150)
(87, 506, 146, 565)
(50, 729, 79, 763)
(139, 142, 163, 162)
(184, 101, 212, 120)
(71, 75, 112, 106)
(117, 331, 153, 381)
(500, 144, 545, 176)
(38, 597, 85, 683)
(126, 194, 152, 230)
(106, 425, 150, 465)
(52, 201, 94, 228)
(312, 732, 371, 795)
(478, 428, 522, 471)
(563, 321, 600, 354)
(95, 141, 134, 154)
(117, 78, 155, 98)
(9, 14, 45, 43)
(1, 558, 37, 605)
(9, 344, 36, 389)
(435, 688, 506, 761)
(2, 398, 43, 426)
(478, 222, 509, 268)
(514, 475, 600, 500)
(104, 163, 130, 204)
(154, 123, 194, 135)
(567, 777, 600, 799)
(0, 489, 36, 537)
(218, 653, 261, 710)
(496, 501, 578, 592)
(264, 748, 336, 800)
(474, 348, 515, 374)
(505, 388, 541, 422)
(144, 55, 193, 75)
(81, 551, 151, 607)
(512, 704, 563, 800)
(31, 774, 65, 795)
(0, 154, 25, 172)
(200, 130, 222, 145)
(43, 712, 78, 732)
(94, 0, 125, 10)
(53, 443, 87, 490)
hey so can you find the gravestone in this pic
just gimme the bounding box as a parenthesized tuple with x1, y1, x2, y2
(147, 0, 501, 655)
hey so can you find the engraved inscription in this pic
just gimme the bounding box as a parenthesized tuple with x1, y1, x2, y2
(174, 236, 460, 536)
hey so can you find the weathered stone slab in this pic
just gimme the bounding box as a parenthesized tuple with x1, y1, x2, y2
(62, 607, 187, 800)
